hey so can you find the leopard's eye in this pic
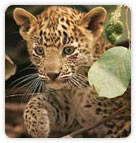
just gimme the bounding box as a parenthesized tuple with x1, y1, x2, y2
(63, 46, 75, 55)
(34, 47, 44, 56)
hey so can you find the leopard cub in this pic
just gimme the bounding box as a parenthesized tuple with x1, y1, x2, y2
(13, 6, 130, 137)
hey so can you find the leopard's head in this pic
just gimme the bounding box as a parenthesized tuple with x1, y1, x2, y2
(13, 6, 107, 90)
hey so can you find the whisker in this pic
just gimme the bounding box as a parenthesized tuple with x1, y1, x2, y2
(37, 80, 42, 93)
(11, 74, 38, 90)
(6, 94, 24, 98)
(21, 78, 39, 103)
(42, 80, 46, 92)
(66, 73, 89, 88)
(75, 75, 89, 86)
(68, 79, 77, 88)
(31, 79, 41, 96)
(76, 73, 88, 79)
(73, 73, 88, 84)
(69, 77, 80, 88)
(66, 80, 72, 89)
(42, 81, 46, 93)
(39, 80, 44, 93)
(21, 80, 36, 103)
(10, 73, 38, 87)
(19, 64, 36, 73)
(13, 78, 37, 94)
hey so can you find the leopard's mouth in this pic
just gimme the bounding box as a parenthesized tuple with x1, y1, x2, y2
(39, 74, 65, 83)
(38, 74, 68, 90)
(39, 73, 89, 90)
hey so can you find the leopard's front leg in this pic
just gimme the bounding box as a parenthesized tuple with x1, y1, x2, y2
(24, 92, 80, 137)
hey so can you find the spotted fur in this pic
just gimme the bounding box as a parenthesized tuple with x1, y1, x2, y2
(13, 6, 130, 137)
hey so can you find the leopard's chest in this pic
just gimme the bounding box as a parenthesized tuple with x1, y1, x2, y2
(55, 87, 109, 126)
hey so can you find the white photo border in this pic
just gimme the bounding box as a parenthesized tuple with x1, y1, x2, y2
(1, 0, 135, 143)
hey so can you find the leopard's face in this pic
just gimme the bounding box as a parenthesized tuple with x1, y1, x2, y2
(13, 6, 107, 90)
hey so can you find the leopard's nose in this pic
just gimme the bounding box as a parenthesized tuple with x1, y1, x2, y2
(47, 72, 60, 80)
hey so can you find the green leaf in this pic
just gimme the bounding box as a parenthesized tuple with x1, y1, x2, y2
(88, 47, 131, 98)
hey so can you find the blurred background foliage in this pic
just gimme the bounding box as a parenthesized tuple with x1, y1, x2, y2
(5, 5, 131, 138)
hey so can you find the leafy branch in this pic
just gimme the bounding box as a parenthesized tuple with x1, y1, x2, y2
(88, 6, 131, 99)
(105, 5, 123, 44)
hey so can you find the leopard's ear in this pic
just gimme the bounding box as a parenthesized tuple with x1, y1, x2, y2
(13, 8, 37, 40)
(79, 7, 107, 41)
